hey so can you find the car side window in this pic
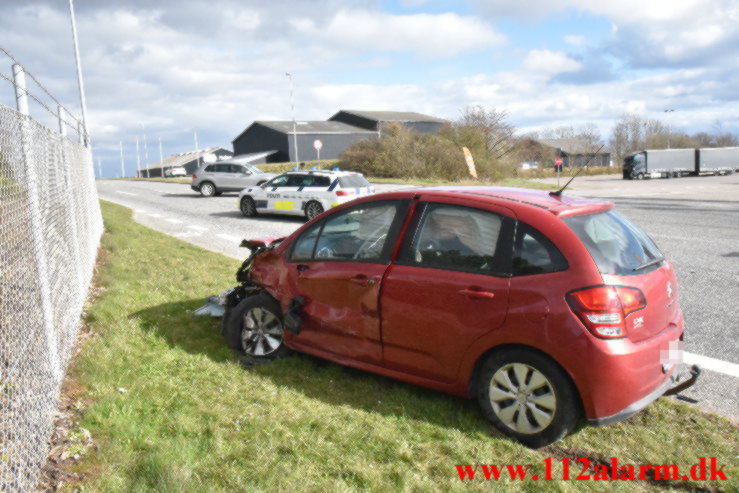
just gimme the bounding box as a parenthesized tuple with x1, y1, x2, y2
(405, 204, 508, 275)
(234, 165, 250, 174)
(268, 175, 289, 188)
(204, 165, 215, 172)
(512, 222, 568, 276)
(285, 175, 305, 187)
(290, 201, 406, 263)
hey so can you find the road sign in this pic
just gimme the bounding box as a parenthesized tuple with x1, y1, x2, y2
(313, 139, 323, 151)
(555, 158, 563, 165)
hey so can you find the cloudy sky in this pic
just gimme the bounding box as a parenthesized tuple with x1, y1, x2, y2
(0, 0, 737, 177)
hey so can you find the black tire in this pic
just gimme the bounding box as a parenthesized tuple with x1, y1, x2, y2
(240, 196, 258, 217)
(477, 348, 581, 448)
(636, 173, 644, 180)
(200, 181, 216, 197)
(305, 201, 324, 221)
(224, 293, 290, 360)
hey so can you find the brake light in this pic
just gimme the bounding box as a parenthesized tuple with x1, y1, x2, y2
(566, 286, 646, 339)
(335, 190, 354, 196)
(192, 174, 197, 179)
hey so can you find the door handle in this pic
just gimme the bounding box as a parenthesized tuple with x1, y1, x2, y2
(296, 264, 309, 274)
(349, 275, 375, 287)
(459, 288, 495, 299)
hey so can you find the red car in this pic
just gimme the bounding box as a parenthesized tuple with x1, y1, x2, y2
(221, 186, 699, 447)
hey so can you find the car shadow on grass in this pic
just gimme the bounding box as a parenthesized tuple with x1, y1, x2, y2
(131, 299, 502, 438)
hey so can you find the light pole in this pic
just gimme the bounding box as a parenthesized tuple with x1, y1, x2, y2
(664, 109, 675, 149)
(68, 0, 88, 147)
(286, 72, 299, 164)
(119, 141, 124, 178)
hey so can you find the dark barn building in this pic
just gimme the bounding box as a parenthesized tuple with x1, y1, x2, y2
(231, 109, 450, 164)
(232, 121, 377, 164)
(329, 110, 449, 135)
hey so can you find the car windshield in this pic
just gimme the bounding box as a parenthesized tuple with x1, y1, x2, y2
(246, 165, 264, 174)
(338, 175, 370, 188)
(563, 210, 663, 276)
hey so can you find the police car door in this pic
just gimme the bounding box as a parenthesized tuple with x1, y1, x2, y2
(266, 174, 302, 214)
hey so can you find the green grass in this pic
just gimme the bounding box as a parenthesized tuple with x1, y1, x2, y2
(68, 201, 738, 492)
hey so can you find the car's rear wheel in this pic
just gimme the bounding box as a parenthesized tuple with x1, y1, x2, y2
(200, 181, 216, 197)
(305, 201, 324, 221)
(240, 197, 258, 217)
(224, 294, 290, 360)
(477, 348, 580, 448)
(635, 173, 644, 180)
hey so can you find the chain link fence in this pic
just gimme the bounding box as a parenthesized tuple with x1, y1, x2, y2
(0, 50, 102, 492)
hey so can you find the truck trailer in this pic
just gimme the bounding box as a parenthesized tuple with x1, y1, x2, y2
(623, 147, 739, 179)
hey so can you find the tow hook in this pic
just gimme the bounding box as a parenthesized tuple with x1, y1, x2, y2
(664, 364, 701, 396)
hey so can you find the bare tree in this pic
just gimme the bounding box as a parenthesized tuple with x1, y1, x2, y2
(457, 105, 515, 159)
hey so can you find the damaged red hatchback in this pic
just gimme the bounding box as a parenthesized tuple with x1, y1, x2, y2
(221, 187, 698, 447)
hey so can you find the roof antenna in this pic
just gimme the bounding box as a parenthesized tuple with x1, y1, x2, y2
(549, 144, 605, 198)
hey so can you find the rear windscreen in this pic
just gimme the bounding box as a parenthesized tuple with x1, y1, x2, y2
(338, 175, 370, 188)
(563, 211, 663, 275)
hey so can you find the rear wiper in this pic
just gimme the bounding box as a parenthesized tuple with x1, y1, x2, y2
(633, 257, 665, 271)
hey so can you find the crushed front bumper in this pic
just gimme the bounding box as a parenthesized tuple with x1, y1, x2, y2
(588, 364, 701, 426)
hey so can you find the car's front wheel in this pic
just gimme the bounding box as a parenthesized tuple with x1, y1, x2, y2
(240, 197, 257, 217)
(477, 348, 580, 448)
(200, 181, 216, 197)
(224, 294, 290, 360)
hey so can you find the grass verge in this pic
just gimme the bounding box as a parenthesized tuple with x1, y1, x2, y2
(66, 201, 737, 492)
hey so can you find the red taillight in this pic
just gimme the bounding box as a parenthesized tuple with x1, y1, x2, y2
(335, 190, 354, 196)
(192, 174, 197, 179)
(566, 286, 646, 339)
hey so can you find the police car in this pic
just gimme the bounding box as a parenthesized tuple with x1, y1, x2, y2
(238, 169, 375, 220)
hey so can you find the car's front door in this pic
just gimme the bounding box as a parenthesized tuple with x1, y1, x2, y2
(284, 199, 409, 364)
(380, 199, 515, 383)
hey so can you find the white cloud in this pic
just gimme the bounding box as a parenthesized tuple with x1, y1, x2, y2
(522, 50, 581, 74)
(291, 10, 506, 58)
(564, 34, 586, 46)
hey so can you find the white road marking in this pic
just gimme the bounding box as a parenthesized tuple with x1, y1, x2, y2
(116, 191, 137, 196)
(165, 218, 183, 224)
(187, 225, 208, 231)
(684, 351, 739, 378)
(174, 231, 202, 239)
(216, 233, 242, 242)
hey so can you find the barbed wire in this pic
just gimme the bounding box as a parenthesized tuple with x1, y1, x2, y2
(0, 72, 83, 138)
(0, 45, 86, 138)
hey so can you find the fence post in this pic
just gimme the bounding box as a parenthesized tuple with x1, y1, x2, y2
(58, 108, 85, 328)
(58, 104, 67, 137)
(13, 63, 61, 380)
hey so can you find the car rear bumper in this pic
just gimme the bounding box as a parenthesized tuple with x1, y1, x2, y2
(587, 363, 700, 426)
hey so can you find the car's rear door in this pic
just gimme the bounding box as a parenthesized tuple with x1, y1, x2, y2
(380, 197, 515, 383)
(284, 199, 409, 364)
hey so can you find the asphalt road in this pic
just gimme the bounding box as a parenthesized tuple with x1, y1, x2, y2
(96, 175, 738, 421)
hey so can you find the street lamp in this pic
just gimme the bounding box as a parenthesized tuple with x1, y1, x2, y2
(286, 72, 299, 164)
(664, 109, 675, 149)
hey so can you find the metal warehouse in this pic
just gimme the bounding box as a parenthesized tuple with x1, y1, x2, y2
(232, 109, 449, 164)
(138, 147, 233, 177)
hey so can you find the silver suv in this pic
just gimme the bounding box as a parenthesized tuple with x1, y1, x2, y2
(191, 162, 275, 197)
